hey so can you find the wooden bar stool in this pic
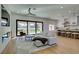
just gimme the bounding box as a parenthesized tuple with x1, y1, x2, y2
(71, 33, 79, 39)
(65, 32, 71, 38)
(57, 31, 61, 36)
(61, 32, 66, 37)
(75, 33, 79, 39)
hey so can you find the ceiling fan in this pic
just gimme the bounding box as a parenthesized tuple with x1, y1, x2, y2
(26, 8, 36, 16)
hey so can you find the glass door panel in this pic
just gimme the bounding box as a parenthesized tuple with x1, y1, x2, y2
(28, 22, 35, 34)
(36, 23, 43, 34)
(17, 21, 27, 35)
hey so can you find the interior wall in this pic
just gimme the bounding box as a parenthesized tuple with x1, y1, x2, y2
(0, 4, 1, 37)
(10, 13, 58, 37)
(0, 5, 10, 53)
(0, 4, 11, 37)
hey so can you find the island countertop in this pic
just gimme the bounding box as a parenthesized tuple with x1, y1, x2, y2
(57, 30, 79, 32)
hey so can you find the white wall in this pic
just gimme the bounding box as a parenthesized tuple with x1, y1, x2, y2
(0, 4, 1, 37)
(0, 5, 11, 38)
(10, 13, 58, 37)
(0, 4, 11, 53)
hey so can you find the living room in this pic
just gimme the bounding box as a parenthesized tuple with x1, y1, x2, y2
(0, 4, 79, 54)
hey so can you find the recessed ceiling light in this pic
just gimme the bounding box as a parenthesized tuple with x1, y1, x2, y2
(60, 6, 63, 9)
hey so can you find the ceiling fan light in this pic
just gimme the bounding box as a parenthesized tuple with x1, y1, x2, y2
(26, 8, 36, 16)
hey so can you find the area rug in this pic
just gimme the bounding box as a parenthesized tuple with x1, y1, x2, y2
(16, 40, 51, 54)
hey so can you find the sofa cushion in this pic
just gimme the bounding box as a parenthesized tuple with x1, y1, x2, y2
(32, 37, 48, 44)
(33, 40, 43, 47)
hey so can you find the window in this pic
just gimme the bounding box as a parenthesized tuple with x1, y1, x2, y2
(17, 21, 27, 35)
(28, 22, 35, 34)
(49, 24, 55, 31)
(36, 23, 43, 34)
(16, 20, 43, 36)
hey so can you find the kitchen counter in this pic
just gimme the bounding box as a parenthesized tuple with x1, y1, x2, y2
(57, 30, 79, 33)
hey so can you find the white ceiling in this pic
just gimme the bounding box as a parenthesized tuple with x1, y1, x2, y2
(4, 4, 79, 19)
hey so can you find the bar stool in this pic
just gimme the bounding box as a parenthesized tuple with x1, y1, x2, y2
(77, 33, 79, 39)
(65, 32, 71, 38)
(71, 32, 79, 39)
(57, 31, 61, 36)
(75, 33, 79, 39)
(60, 31, 66, 37)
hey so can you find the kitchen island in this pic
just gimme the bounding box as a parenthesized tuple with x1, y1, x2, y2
(57, 30, 79, 39)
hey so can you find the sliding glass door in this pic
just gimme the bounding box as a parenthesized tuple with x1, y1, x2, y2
(28, 22, 35, 34)
(17, 21, 27, 35)
(36, 23, 43, 34)
(16, 20, 43, 36)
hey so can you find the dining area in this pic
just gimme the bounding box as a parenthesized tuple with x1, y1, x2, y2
(57, 30, 79, 39)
